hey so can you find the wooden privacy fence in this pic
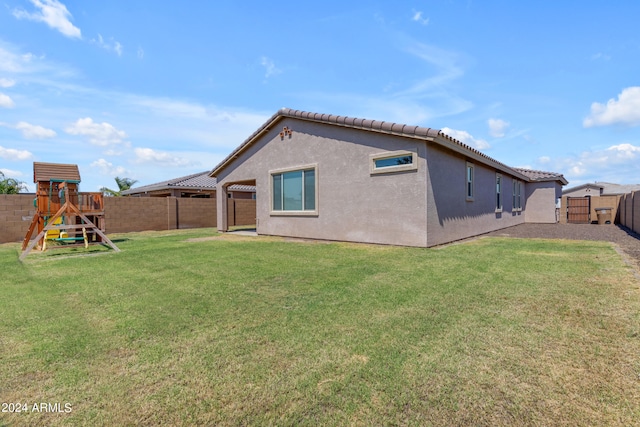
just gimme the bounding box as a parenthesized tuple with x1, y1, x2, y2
(0, 195, 256, 243)
(567, 197, 590, 223)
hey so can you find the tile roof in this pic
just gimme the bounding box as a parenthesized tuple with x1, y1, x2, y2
(210, 108, 568, 185)
(122, 171, 255, 195)
(513, 168, 569, 185)
(33, 162, 81, 183)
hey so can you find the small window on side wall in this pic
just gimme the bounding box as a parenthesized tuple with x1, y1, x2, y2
(512, 180, 522, 211)
(466, 162, 474, 201)
(496, 173, 502, 212)
(370, 151, 417, 174)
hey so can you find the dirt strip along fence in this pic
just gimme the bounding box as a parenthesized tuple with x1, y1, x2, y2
(618, 191, 639, 235)
(0, 194, 256, 243)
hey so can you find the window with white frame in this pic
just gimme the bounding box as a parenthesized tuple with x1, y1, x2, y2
(271, 166, 317, 214)
(512, 180, 522, 211)
(496, 173, 502, 211)
(370, 151, 417, 174)
(466, 162, 474, 200)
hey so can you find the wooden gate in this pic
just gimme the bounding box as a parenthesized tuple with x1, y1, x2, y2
(567, 197, 591, 223)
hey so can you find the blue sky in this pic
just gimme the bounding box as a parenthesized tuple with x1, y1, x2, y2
(1, 1, 639, 193)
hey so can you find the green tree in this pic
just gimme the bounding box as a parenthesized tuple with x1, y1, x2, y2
(100, 177, 138, 197)
(0, 171, 27, 194)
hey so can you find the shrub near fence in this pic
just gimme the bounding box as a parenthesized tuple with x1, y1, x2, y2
(618, 191, 639, 234)
(0, 195, 256, 243)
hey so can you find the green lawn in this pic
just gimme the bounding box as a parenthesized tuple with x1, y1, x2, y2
(1, 229, 639, 426)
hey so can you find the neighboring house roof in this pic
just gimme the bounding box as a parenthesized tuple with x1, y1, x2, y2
(33, 162, 81, 183)
(513, 168, 569, 185)
(122, 171, 255, 196)
(210, 108, 567, 185)
(562, 182, 640, 196)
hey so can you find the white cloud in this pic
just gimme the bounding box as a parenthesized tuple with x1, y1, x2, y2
(412, 10, 430, 25)
(607, 143, 640, 159)
(65, 118, 127, 146)
(137, 47, 145, 60)
(91, 34, 123, 56)
(0, 93, 15, 108)
(134, 147, 192, 167)
(398, 41, 464, 95)
(260, 56, 282, 78)
(0, 145, 33, 161)
(0, 168, 25, 178)
(591, 52, 611, 61)
(0, 78, 15, 88)
(556, 142, 640, 182)
(488, 118, 510, 137)
(583, 86, 640, 127)
(13, 0, 81, 39)
(538, 156, 551, 164)
(441, 127, 490, 150)
(15, 121, 57, 139)
(90, 158, 128, 176)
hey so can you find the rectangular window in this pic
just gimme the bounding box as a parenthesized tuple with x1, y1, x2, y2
(370, 151, 417, 174)
(272, 174, 282, 210)
(496, 174, 502, 211)
(271, 165, 317, 214)
(517, 181, 522, 210)
(512, 180, 522, 210)
(466, 162, 474, 200)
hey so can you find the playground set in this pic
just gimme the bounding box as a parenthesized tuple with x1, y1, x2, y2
(20, 162, 120, 260)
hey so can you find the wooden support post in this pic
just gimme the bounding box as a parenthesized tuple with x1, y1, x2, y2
(20, 198, 120, 261)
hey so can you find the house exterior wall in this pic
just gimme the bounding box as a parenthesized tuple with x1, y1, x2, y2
(425, 144, 525, 246)
(216, 118, 429, 247)
(215, 117, 563, 247)
(524, 181, 561, 223)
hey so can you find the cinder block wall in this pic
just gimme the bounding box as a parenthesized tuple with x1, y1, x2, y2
(0, 194, 36, 243)
(177, 198, 216, 229)
(104, 197, 170, 233)
(590, 195, 620, 223)
(0, 195, 252, 243)
(229, 199, 256, 227)
(618, 191, 639, 234)
(635, 192, 640, 234)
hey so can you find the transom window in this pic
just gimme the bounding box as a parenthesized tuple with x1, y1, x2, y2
(271, 166, 317, 214)
(374, 155, 413, 168)
(370, 151, 417, 174)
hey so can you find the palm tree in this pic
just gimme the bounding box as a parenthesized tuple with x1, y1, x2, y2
(0, 171, 27, 194)
(100, 177, 138, 197)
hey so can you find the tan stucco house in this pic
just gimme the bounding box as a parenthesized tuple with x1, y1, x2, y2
(210, 108, 567, 247)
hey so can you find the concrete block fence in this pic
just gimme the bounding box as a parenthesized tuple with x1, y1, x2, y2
(0, 195, 256, 243)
